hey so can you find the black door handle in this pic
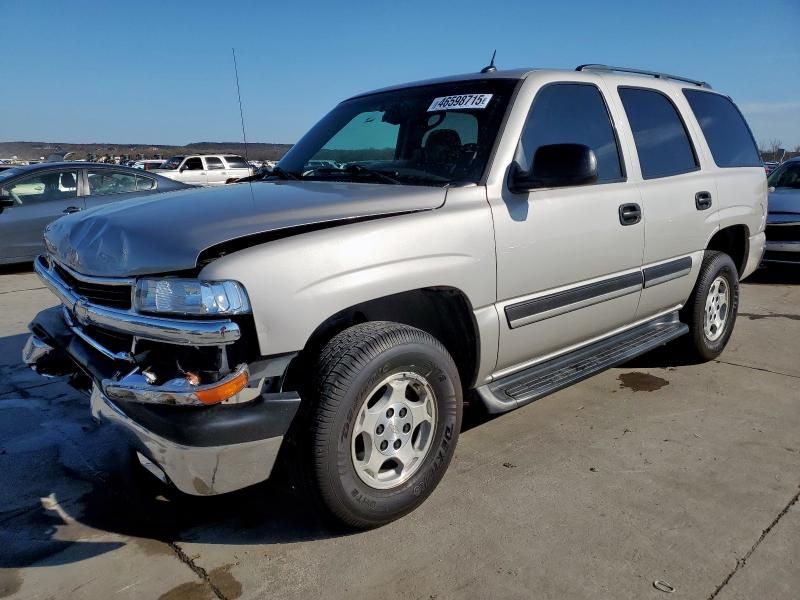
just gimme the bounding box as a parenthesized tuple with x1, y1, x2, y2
(63, 206, 82, 214)
(695, 191, 712, 210)
(618, 203, 642, 226)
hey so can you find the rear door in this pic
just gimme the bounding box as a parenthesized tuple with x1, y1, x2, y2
(0, 168, 84, 261)
(204, 156, 227, 185)
(615, 86, 718, 319)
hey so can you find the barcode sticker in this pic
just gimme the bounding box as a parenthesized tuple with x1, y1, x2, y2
(427, 94, 493, 112)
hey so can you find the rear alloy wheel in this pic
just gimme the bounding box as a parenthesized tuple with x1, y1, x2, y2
(309, 322, 462, 528)
(680, 250, 739, 361)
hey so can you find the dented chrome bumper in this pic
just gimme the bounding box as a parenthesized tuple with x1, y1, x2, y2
(23, 307, 301, 496)
(89, 384, 286, 495)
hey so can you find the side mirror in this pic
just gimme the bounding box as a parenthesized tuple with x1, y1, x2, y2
(0, 195, 14, 213)
(179, 165, 188, 172)
(511, 143, 598, 192)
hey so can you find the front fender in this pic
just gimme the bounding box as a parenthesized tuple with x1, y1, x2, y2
(199, 186, 497, 356)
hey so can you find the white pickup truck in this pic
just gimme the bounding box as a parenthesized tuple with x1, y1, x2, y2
(154, 154, 253, 186)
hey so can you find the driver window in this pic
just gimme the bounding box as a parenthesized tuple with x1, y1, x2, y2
(183, 157, 204, 170)
(3, 171, 79, 205)
(518, 83, 624, 183)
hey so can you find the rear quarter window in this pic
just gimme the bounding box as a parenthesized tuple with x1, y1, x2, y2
(683, 90, 761, 168)
(223, 156, 249, 169)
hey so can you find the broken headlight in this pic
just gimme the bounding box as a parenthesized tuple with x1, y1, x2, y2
(134, 279, 250, 316)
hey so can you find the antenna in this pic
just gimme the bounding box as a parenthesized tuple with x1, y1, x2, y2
(480, 50, 497, 74)
(231, 48, 249, 162)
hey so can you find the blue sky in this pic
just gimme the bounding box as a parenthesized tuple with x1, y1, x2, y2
(2, 0, 798, 149)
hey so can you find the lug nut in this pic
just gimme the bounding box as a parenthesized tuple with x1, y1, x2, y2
(386, 408, 394, 418)
(393, 439, 402, 450)
(376, 424, 384, 435)
(403, 423, 411, 433)
(399, 407, 407, 418)
(380, 440, 388, 451)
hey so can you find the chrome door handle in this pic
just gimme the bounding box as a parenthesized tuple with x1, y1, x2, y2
(63, 206, 82, 214)
(618, 203, 642, 226)
(695, 191, 712, 210)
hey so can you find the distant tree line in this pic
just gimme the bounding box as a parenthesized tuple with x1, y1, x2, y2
(759, 139, 800, 163)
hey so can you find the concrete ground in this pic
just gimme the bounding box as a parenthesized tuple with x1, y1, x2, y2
(0, 263, 798, 600)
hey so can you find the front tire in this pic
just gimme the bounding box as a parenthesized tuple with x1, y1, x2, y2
(680, 250, 739, 362)
(309, 322, 462, 528)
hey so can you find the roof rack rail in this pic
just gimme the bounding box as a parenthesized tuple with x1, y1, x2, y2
(575, 64, 711, 89)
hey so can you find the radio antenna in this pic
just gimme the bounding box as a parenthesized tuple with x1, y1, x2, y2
(231, 48, 249, 162)
(480, 50, 497, 73)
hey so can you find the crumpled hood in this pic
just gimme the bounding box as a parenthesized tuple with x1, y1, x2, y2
(44, 181, 445, 277)
(768, 188, 800, 216)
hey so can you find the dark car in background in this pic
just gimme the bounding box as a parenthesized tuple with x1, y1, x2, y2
(765, 157, 800, 265)
(0, 162, 191, 264)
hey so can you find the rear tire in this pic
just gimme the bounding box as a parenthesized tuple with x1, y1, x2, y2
(309, 321, 462, 529)
(680, 250, 739, 362)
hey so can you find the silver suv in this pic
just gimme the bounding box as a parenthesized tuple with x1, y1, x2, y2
(23, 64, 766, 528)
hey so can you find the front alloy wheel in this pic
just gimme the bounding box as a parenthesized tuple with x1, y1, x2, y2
(309, 321, 462, 528)
(351, 371, 437, 490)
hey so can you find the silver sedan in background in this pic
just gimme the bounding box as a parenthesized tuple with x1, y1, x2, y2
(0, 162, 191, 264)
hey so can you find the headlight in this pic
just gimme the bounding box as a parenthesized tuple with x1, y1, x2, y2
(134, 279, 250, 316)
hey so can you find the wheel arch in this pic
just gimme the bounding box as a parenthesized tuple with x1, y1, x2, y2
(706, 224, 749, 277)
(283, 286, 481, 393)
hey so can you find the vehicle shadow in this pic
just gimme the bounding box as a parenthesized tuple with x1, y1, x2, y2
(745, 264, 800, 285)
(0, 261, 33, 275)
(0, 318, 716, 571)
(0, 332, 350, 569)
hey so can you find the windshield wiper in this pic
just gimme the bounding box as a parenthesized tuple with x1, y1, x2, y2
(306, 165, 400, 185)
(268, 166, 300, 180)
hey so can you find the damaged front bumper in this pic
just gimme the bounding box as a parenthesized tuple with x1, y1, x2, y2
(24, 259, 301, 496)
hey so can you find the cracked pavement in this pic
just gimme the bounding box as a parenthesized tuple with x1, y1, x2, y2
(0, 264, 798, 599)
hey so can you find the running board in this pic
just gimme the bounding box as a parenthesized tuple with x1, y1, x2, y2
(476, 312, 688, 414)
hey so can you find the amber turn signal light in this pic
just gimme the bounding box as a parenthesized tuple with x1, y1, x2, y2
(194, 369, 248, 405)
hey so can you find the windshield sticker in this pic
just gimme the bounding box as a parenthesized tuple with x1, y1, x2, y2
(427, 94, 493, 112)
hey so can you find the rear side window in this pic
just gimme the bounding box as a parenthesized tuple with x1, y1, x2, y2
(518, 83, 624, 183)
(223, 156, 248, 168)
(87, 170, 138, 195)
(205, 157, 225, 170)
(683, 90, 761, 168)
(618, 87, 698, 179)
(136, 176, 157, 191)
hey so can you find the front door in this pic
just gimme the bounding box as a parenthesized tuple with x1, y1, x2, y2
(0, 169, 84, 261)
(490, 82, 645, 376)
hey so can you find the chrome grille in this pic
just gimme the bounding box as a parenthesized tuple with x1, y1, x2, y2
(53, 263, 133, 310)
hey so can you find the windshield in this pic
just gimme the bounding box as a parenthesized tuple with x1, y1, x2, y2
(768, 162, 800, 189)
(160, 156, 184, 170)
(278, 79, 519, 186)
